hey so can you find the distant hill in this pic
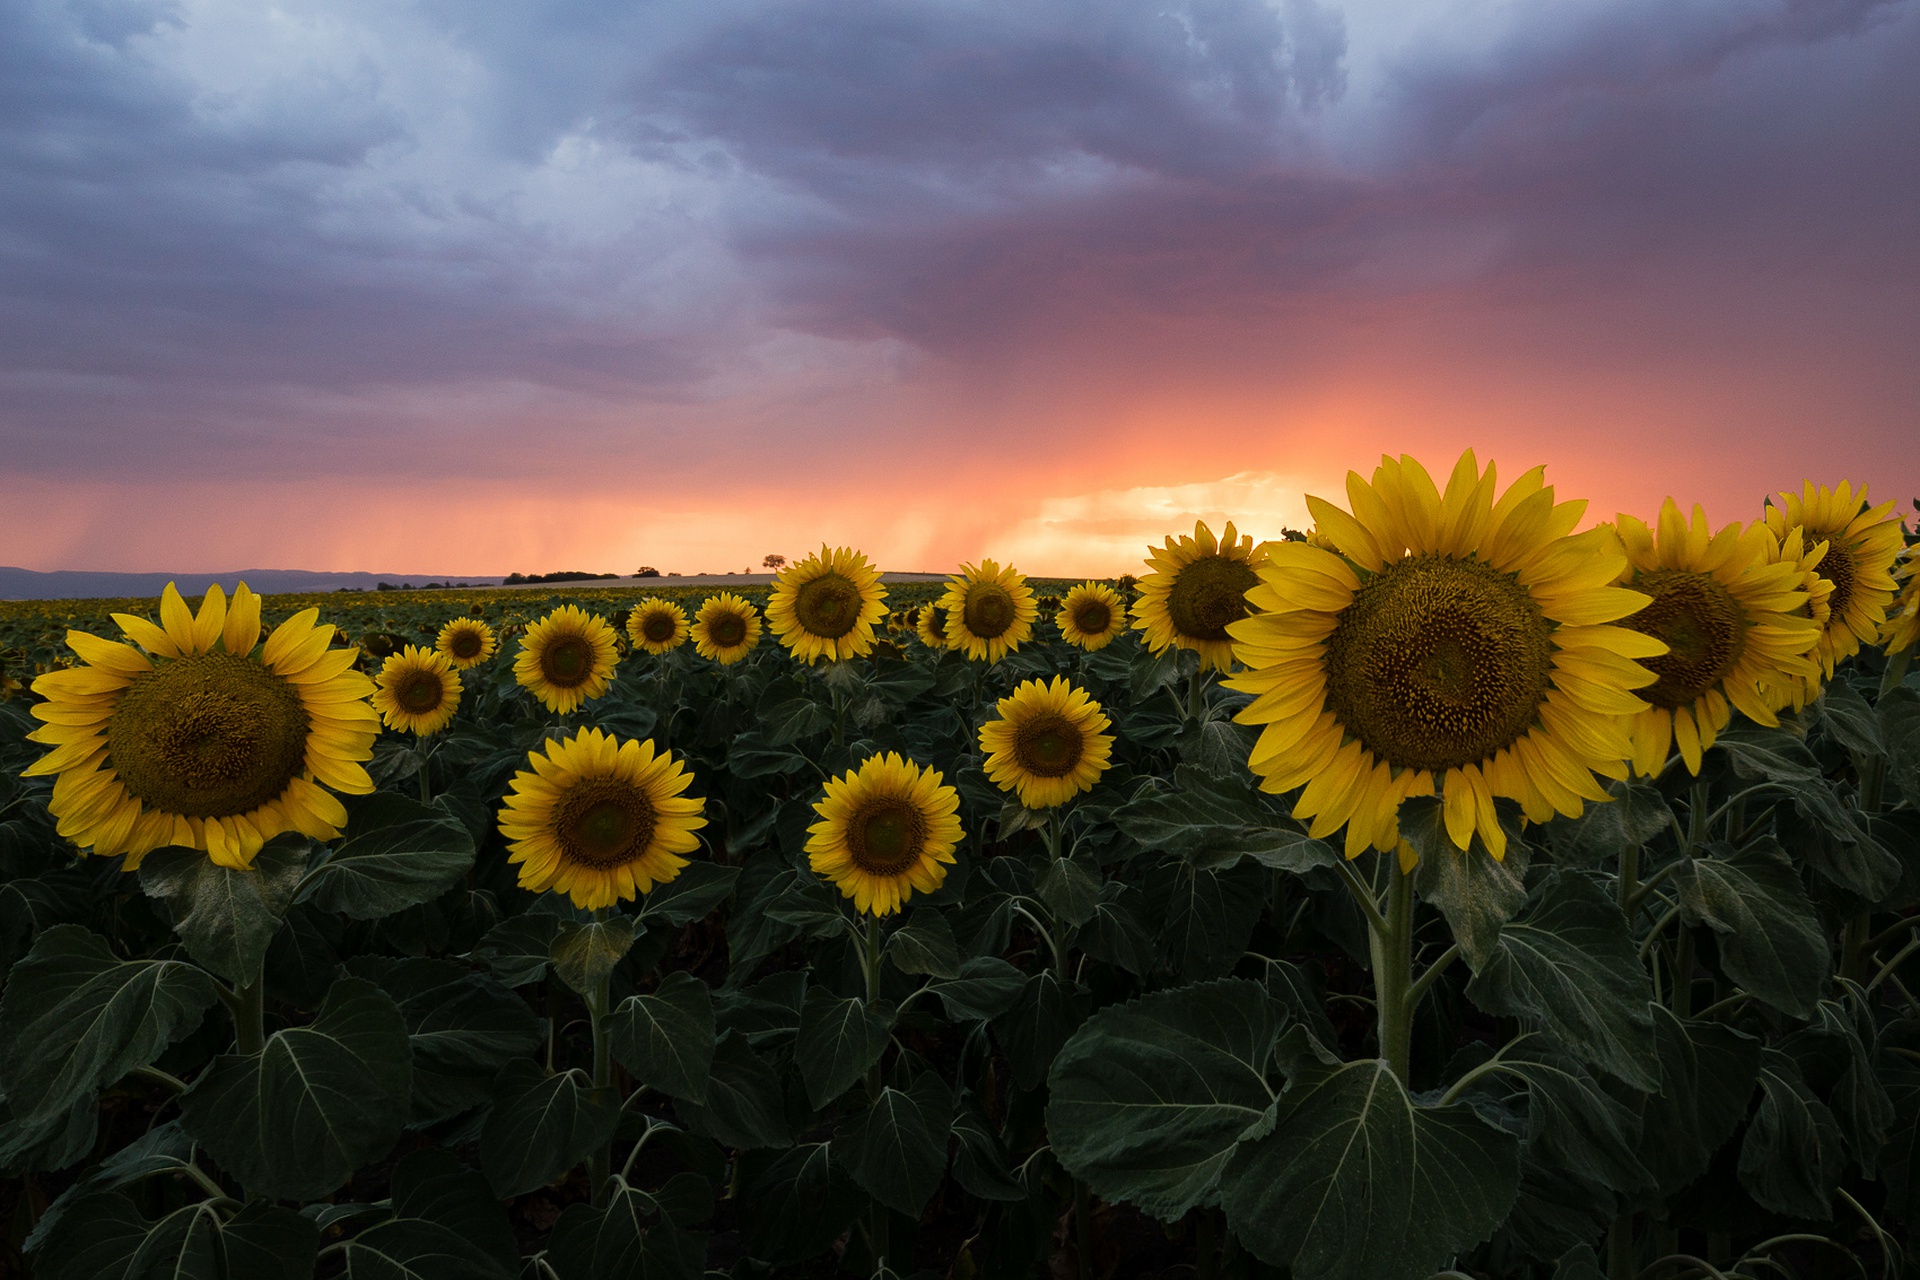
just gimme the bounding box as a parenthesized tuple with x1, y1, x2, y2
(0, 567, 502, 602)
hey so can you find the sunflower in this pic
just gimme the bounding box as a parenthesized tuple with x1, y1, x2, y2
(685, 593, 759, 664)
(1226, 451, 1665, 861)
(765, 546, 889, 663)
(1761, 481, 1904, 676)
(1613, 501, 1821, 776)
(1134, 520, 1271, 672)
(23, 582, 378, 869)
(915, 603, 950, 649)
(807, 753, 962, 916)
(436, 618, 498, 669)
(514, 606, 620, 714)
(940, 559, 1037, 662)
(1057, 582, 1127, 651)
(498, 728, 705, 909)
(1751, 528, 1837, 714)
(979, 676, 1114, 808)
(1884, 543, 1919, 656)
(627, 598, 690, 655)
(371, 645, 462, 737)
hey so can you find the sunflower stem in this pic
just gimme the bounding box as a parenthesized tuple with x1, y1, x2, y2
(1186, 663, 1206, 722)
(1074, 1179, 1095, 1280)
(233, 975, 265, 1057)
(1617, 843, 1640, 921)
(1371, 859, 1415, 1083)
(415, 742, 433, 805)
(862, 911, 890, 1272)
(588, 908, 614, 1210)
(1607, 1211, 1637, 1280)
(1842, 748, 1888, 983)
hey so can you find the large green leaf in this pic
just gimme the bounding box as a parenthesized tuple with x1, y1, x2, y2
(1819, 678, 1885, 755)
(1779, 997, 1895, 1178)
(1035, 856, 1102, 928)
(1464, 872, 1658, 1089)
(337, 1147, 518, 1279)
(1047, 979, 1279, 1220)
(551, 916, 638, 997)
(348, 957, 541, 1124)
(136, 838, 308, 985)
(1151, 858, 1266, 981)
(1739, 1050, 1844, 1220)
(1219, 1039, 1521, 1280)
(1883, 685, 1920, 809)
(471, 915, 561, 987)
(1714, 723, 1824, 785)
(794, 988, 893, 1109)
(672, 1031, 791, 1150)
(1407, 799, 1530, 969)
(1676, 839, 1830, 1018)
(0, 925, 219, 1124)
(737, 1143, 865, 1266)
(926, 956, 1026, 1022)
(884, 906, 962, 978)
(30, 1194, 317, 1280)
(1499, 1051, 1652, 1195)
(1636, 1007, 1762, 1197)
(295, 793, 474, 921)
(636, 862, 740, 927)
(22, 1123, 195, 1254)
(607, 971, 717, 1103)
(546, 1174, 709, 1280)
(1547, 779, 1672, 868)
(1113, 766, 1334, 872)
(1075, 881, 1163, 977)
(993, 970, 1089, 1089)
(480, 1059, 622, 1197)
(181, 977, 412, 1200)
(951, 1093, 1026, 1202)
(1776, 802, 1902, 902)
(831, 1072, 954, 1217)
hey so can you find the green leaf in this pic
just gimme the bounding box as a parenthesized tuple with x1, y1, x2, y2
(994, 970, 1089, 1090)
(337, 1147, 518, 1279)
(136, 838, 308, 985)
(1554, 1243, 1607, 1280)
(1113, 767, 1334, 872)
(927, 956, 1027, 1022)
(1407, 799, 1530, 969)
(737, 1143, 864, 1266)
(794, 988, 893, 1109)
(607, 971, 716, 1103)
(1882, 685, 1920, 809)
(181, 976, 412, 1200)
(1219, 1052, 1521, 1280)
(1777, 802, 1902, 902)
(1779, 996, 1895, 1177)
(885, 906, 962, 978)
(1075, 881, 1163, 977)
(1818, 678, 1885, 755)
(1152, 858, 1266, 981)
(1500, 1051, 1653, 1194)
(22, 1122, 195, 1254)
(547, 1176, 708, 1280)
(672, 1031, 791, 1150)
(0, 925, 218, 1123)
(1714, 722, 1823, 785)
(0, 1092, 95, 1175)
(759, 683, 832, 745)
(831, 1072, 954, 1217)
(1738, 1050, 1844, 1220)
(1036, 856, 1102, 928)
(1547, 779, 1672, 868)
(471, 915, 560, 987)
(1883, 1042, 1920, 1224)
(1676, 839, 1830, 1018)
(1178, 715, 1260, 779)
(637, 862, 740, 926)
(31, 1195, 317, 1280)
(951, 1094, 1025, 1202)
(1463, 871, 1658, 1090)
(295, 793, 475, 921)
(349, 957, 541, 1125)
(552, 916, 638, 997)
(1047, 979, 1279, 1220)
(1637, 1007, 1762, 1197)
(713, 970, 807, 1046)
(479, 1059, 622, 1197)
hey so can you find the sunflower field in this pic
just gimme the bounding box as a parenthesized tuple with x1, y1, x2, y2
(2, 453, 1919, 1280)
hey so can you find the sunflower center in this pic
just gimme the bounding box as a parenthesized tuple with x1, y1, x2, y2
(1324, 554, 1554, 773)
(709, 613, 747, 647)
(449, 629, 483, 659)
(642, 613, 676, 644)
(1166, 555, 1260, 642)
(845, 798, 928, 877)
(1071, 600, 1112, 635)
(1812, 536, 1856, 619)
(107, 652, 310, 818)
(554, 779, 658, 870)
(397, 671, 445, 713)
(1013, 713, 1084, 779)
(1625, 569, 1747, 709)
(962, 584, 1016, 640)
(541, 636, 593, 687)
(795, 573, 862, 639)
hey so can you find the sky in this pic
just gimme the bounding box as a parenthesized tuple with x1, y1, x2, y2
(1, 0, 1914, 577)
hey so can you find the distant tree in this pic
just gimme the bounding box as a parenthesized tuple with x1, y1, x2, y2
(634, 566, 660, 578)
(763, 554, 786, 570)
(504, 572, 526, 584)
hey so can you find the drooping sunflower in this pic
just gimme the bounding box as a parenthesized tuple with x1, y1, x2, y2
(692, 593, 762, 664)
(1883, 543, 1919, 656)
(372, 645, 463, 737)
(940, 559, 1037, 662)
(1761, 481, 1904, 676)
(627, 598, 690, 655)
(1134, 520, 1271, 672)
(436, 617, 497, 669)
(1614, 501, 1821, 776)
(498, 728, 705, 909)
(514, 606, 620, 714)
(24, 582, 378, 869)
(807, 752, 962, 917)
(1226, 451, 1665, 861)
(1057, 582, 1127, 651)
(915, 603, 950, 649)
(979, 676, 1114, 808)
(765, 546, 889, 663)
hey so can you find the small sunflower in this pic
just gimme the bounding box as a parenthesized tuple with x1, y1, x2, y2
(627, 598, 690, 655)
(915, 603, 950, 650)
(766, 546, 889, 663)
(372, 645, 463, 737)
(1057, 582, 1127, 651)
(24, 582, 378, 869)
(807, 752, 962, 916)
(940, 559, 1037, 663)
(498, 728, 706, 909)
(1614, 501, 1822, 776)
(1753, 527, 1837, 714)
(436, 618, 498, 669)
(979, 676, 1114, 808)
(1227, 451, 1665, 861)
(1134, 520, 1271, 672)
(690, 593, 762, 664)
(515, 606, 620, 714)
(1762, 482, 1904, 676)
(1883, 543, 1918, 656)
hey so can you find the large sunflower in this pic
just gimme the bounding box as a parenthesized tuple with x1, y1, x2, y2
(1884, 543, 1919, 656)
(979, 676, 1114, 808)
(915, 603, 950, 650)
(498, 728, 706, 909)
(627, 598, 690, 655)
(1134, 520, 1271, 672)
(692, 593, 762, 664)
(807, 753, 962, 917)
(1056, 582, 1126, 651)
(514, 606, 620, 713)
(372, 645, 462, 737)
(23, 582, 378, 869)
(940, 559, 1037, 662)
(1614, 501, 1821, 776)
(1761, 481, 1904, 676)
(436, 618, 497, 669)
(1226, 451, 1664, 861)
(765, 546, 889, 663)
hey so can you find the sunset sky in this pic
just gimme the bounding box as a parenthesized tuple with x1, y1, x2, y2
(2, 0, 1915, 577)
